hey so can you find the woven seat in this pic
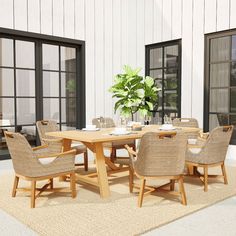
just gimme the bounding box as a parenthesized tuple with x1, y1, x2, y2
(5, 131, 77, 208)
(126, 132, 187, 207)
(186, 126, 233, 192)
(36, 120, 88, 171)
(92, 117, 135, 163)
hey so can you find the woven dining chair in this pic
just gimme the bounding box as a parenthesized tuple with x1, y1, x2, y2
(36, 120, 88, 171)
(186, 125, 233, 192)
(92, 117, 136, 163)
(126, 132, 187, 207)
(5, 131, 77, 208)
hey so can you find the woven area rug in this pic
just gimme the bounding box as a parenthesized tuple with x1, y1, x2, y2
(0, 165, 236, 236)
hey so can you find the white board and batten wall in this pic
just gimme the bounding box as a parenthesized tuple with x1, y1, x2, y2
(0, 0, 236, 155)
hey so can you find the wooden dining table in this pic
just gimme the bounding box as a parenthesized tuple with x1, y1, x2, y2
(46, 125, 200, 198)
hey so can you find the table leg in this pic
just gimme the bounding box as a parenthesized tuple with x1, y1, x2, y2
(94, 142, 110, 198)
(59, 139, 73, 181)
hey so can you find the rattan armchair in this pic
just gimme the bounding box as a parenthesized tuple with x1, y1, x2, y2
(92, 117, 135, 164)
(186, 126, 233, 192)
(126, 132, 187, 207)
(36, 120, 88, 171)
(5, 131, 77, 208)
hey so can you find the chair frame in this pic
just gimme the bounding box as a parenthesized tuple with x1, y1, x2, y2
(125, 132, 187, 207)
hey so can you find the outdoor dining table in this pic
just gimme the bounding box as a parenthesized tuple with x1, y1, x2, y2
(46, 125, 200, 198)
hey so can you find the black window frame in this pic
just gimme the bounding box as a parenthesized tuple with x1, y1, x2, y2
(0, 27, 86, 158)
(204, 29, 236, 144)
(145, 39, 182, 123)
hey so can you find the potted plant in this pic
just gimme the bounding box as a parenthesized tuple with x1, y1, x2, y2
(109, 65, 160, 121)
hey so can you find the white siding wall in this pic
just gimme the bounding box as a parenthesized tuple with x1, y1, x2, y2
(0, 0, 235, 127)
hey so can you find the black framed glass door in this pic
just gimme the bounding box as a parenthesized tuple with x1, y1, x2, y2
(145, 40, 181, 123)
(0, 28, 85, 159)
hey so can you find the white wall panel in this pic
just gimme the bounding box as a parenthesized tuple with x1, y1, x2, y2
(0, 0, 14, 28)
(204, 0, 217, 33)
(94, 0, 104, 117)
(162, 0, 172, 41)
(145, 0, 154, 44)
(41, 0, 53, 35)
(171, 0, 182, 39)
(136, 0, 145, 75)
(230, 0, 236, 29)
(121, 0, 128, 66)
(28, 0, 40, 33)
(181, 0, 193, 118)
(217, 0, 230, 31)
(104, 0, 113, 117)
(52, 0, 63, 37)
(153, 0, 163, 43)
(14, 0, 27, 31)
(64, 0, 74, 38)
(192, 0, 204, 128)
(85, 0, 95, 122)
(75, 0, 85, 40)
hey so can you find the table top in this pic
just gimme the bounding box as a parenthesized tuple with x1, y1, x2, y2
(46, 125, 201, 143)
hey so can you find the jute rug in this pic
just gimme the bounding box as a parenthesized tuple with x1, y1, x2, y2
(0, 166, 236, 236)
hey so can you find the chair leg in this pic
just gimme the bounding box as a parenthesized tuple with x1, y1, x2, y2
(49, 178, 53, 189)
(170, 179, 175, 191)
(31, 181, 36, 208)
(70, 173, 76, 198)
(138, 179, 146, 208)
(110, 148, 116, 162)
(84, 151, 88, 171)
(221, 163, 228, 184)
(178, 176, 187, 205)
(129, 167, 134, 193)
(12, 176, 19, 197)
(204, 166, 208, 192)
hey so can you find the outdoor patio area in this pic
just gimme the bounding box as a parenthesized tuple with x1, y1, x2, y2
(1, 0, 236, 235)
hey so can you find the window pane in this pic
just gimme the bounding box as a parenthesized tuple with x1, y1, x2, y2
(0, 38, 14, 67)
(151, 112, 162, 124)
(19, 125, 36, 146)
(231, 88, 236, 112)
(232, 35, 236, 60)
(17, 98, 35, 125)
(61, 47, 76, 72)
(149, 69, 162, 80)
(210, 36, 230, 62)
(0, 98, 15, 126)
(61, 98, 76, 125)
(150, 48, 162, 69)
(16, 40, 35, 68)
(61, 73, 76, 97)
(164, 69, 178, 89)
(0, 68, 14, 96)
(43, 44, 59, 70)
(61, 124, 76, 131)
(164, 90, 177, 110)
(16, 69, 35, 96)
(164, 45, 178, 67)
(210, 63, 229, 87)
(209, 114, 219, 131)
(43, 98, 59, 122)
(231, 62, 236, 86)
(210, 89, 229, 113)
(43, 71, 59, 97)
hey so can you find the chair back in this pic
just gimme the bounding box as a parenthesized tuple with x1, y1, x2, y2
(36, 120, 59, 144)
(134, 132, 187, 177)
(172, 118, 199, 128)
(92, 117, 115, 128)
(4, 131, 40, 177)
(200, 126, 233, 164)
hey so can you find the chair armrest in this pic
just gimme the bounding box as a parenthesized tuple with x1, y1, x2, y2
(35, 149, 76, 159)
(32, 144, 48, 151)
(125, 144, 137, 156)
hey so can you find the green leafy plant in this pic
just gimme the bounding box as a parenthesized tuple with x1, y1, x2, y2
(109, 65, 161, 120)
